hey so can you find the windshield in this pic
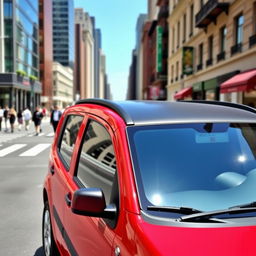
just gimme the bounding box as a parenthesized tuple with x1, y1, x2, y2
(127, 123, 256, 213)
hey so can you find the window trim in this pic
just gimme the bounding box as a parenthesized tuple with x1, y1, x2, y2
(73, 117, 120, 228)
(74, 118, 117, 186)
(57, 114, 84, 172)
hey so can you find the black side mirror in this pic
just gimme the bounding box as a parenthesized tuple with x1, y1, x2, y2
(71, 188, 116, 219)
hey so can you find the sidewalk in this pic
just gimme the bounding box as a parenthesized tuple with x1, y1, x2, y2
(0, 117, 51, 144)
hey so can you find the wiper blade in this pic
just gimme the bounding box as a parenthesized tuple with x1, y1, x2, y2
(178, 207, 256, 222)
(147, 206, 202, 215)
(229, 201, 256, 209)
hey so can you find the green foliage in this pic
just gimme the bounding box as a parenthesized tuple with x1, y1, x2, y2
(29, 75, 38, 81)
(16, 70, 27, 77)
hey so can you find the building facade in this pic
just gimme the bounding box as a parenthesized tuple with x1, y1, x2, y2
(74, 8, 94, 99)
(168, 0, 256, 105)
(52, 0, 74, 68)
(39, 0, 53, 110)
(52, 61, 73, 108)
(0, 0, 41, 110)
(141, 0, 168, 100)
(135, 14, 147, 100)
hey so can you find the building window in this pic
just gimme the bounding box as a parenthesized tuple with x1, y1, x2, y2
(176, 61, 179, 81)
(207, 35, 213, 66)
(249, 2, 256, 48)
(183, 13, 186, 43)
(198, 43, 203, 71)
(254, 2, 256, 34)
(172, 27, 175, 53)
(235, 14, 244, 45)
(220, 26, 227, 52)
(190, 4, 194, 37)
(171, 65, 174, 83)
(218, 26, 227, 61)
(231, 14, 243, 55)
(177, 21, 180, 49)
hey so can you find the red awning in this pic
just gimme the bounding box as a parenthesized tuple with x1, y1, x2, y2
(174, 87, 192, 100)
(220, 69, 256, 93)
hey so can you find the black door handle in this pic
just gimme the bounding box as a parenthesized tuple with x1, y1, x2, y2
(65, 193, 72, 207)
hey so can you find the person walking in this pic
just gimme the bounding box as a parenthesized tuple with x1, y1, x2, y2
(3, 106, 9, 132)
(0, 106, 3, 131)
(17, 109, 23, 131)
(23, 107, 32, 131)
(50, 105, 62, 132)
(9, 107, 17, 133)
(32, 106, 43, 135)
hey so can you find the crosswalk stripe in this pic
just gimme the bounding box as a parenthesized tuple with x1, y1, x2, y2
(38, 133, 45, 137)
(46, 132, 54, 137)
(19, 143, 51, 156)
(0, 144, 27, 157)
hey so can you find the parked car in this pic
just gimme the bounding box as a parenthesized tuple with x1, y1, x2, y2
(43, 99, 256, 256)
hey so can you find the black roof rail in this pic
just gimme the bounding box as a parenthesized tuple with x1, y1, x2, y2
(75, 98, 134, 125)
(181, 100, 256, 115)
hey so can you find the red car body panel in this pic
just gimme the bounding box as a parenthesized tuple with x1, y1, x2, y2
(43, 101, 256, 256)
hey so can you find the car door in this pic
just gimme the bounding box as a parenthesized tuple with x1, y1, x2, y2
(63, 116, 119, 255)
(50, 113, 84, 254)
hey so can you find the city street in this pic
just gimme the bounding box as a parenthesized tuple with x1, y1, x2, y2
(0, 121, 54, 256)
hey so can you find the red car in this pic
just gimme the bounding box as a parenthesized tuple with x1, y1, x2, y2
(43, 99, 256, 256)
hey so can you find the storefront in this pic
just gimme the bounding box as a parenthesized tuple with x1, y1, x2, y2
(204, 78, 219, 100)
(220, 69, 256, 106)
(174, 87, 192, 100)
(0, 73, 41, 111)
(192, 82, 204, 100)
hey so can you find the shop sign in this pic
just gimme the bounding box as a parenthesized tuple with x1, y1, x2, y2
(156, 26, 163, 73)
(182, 47, 194, 75)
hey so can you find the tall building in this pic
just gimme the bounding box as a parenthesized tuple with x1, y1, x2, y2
(135, 14, 147, 100)
(0, 0, 41, 110)
(141, 0, 168, 100)
(74, 8, 94, 99)
(90, 17, 102, 98)
(39, 0, 53, 110)
(52, 0, 74, 68)
(94, 27, 102, 98)
(52, 62, 73, 108)
(168, 0, 256, 106)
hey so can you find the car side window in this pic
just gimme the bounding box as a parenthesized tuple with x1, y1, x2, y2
(59, 115, 83, 170)
(76, 120, 117, 204)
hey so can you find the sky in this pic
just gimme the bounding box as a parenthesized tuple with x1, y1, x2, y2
(74, 0, 147, 100)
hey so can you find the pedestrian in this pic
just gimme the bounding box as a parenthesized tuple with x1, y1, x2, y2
(17, 109, 23, 131)
(3, 106, 9, 132)
(50, 105, 62, 132)
(0, 106, 3, 131)
(23, 107, 32, 131)
(9, 107, 17, 133)
(32, 106, 43, 135)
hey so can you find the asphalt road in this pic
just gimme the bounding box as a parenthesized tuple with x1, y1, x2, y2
(0, 121, 54, 256)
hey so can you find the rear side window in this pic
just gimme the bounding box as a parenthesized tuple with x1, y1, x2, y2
(59, 115, 83, 170)
(76, 120, 116, 204)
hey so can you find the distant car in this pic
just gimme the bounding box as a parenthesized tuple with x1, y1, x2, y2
(43, 99, 256, 256)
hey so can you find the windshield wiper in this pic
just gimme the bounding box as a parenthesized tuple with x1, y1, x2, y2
(147, 206, 202, 215)
(229, 201, 256, 209)
(177, 207, 256, 222)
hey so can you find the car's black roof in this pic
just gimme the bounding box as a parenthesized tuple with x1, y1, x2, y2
(75, 99, 256, 126)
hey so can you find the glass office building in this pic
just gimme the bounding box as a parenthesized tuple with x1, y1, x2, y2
(0, 0, 41, 110)
(52, 0, 74, 68)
